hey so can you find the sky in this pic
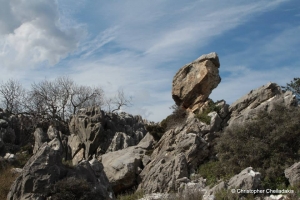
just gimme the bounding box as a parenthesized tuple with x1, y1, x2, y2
(0, 0, 299, 122)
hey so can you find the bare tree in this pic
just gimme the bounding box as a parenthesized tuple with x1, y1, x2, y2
(69, 85, 104, 115)
(0, 79, 26, 113)
(110, 89, 133, 113)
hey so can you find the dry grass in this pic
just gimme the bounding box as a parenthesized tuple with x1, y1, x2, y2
(0, 165, 19, 200)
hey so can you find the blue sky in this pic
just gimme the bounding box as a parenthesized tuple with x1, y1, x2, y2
(0, 0, 299, 122)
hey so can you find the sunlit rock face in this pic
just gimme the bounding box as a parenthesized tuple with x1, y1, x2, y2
(172, 52, 221, 113)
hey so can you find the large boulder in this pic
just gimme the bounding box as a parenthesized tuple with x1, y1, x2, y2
(7, 142, 66, 199)
(68, 107, 147, 164)
(101, 146, 146, 194)
(203, 167, 261, 199)
(228, 82, 297, 126)
(285, 162, 300, 187)
(172, 52, 221, 113)
(33, 128, 49, 154)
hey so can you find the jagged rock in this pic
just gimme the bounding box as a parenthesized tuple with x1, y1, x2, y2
(172, 52, 221, 113)
(228, 83, 297, 126)
(227, 167, 261, 189)
(208, 111, 222, 132)
(285, 162, 300, 187)
(33, 128, 49, 154)
(68, 107, 147, 162)
(7, 142, 66, 200)
(47, 125, 59, 140)
(101, 146, 146, 194)
(7, 139, 115, 200)
(138, 116, 209, 193)
(106, 132, 133, 152)
(203, 167, 261, 199)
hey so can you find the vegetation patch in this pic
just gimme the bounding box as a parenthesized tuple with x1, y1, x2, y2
(49, 177, 105, 200)
(160, 104, 188, 131)
(0, 165, 19, 200)
(201, 104, 300, 190)
(195, 100, 221, 125)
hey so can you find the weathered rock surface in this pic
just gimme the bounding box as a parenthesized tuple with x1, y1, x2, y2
(172, 52, 221, 112)
(100, 134, 155, 194)
(101, 146, 146, 194)
(33, 128, 49, 154)
(228, 82, 297, 126)
(138, 116, 210, 193)
(285, 162, 300, 187)
(203, 167, 261, 199)
(68, 107, 147, 164)
(7, 139, 115, 200)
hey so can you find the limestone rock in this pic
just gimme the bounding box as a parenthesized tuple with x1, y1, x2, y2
(172, 52, 221, 112)
(285, 162, 300, 187)
(227, 167, 261, 190)
(33, 128, 49, 154)
(203, 167, 261, 199)
(7, 142, 66, 200)
(7, 138, 115, 200)
(68, 107, 147, 162)
(138, 117, 210, 193)
(228, 83, 298, 126)
(101, 146, 146, 194)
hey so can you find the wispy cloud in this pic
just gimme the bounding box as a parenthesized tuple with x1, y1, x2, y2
(0, 0, 296, 122)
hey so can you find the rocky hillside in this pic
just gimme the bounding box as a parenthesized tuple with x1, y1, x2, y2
(1, 52, 300, 200)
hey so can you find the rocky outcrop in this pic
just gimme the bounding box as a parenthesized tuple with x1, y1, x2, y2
(285, 162, 300, 187)
(228, 82, 297, 126)
(101, 146, 145, 194)
(203, 167, 261, 199)
(100, 133, 155, 194)
(138, 116, 210, 193)
(7, 139, 115, 200)
(68, 107, 147, 164)
(172, 52, 221, 113)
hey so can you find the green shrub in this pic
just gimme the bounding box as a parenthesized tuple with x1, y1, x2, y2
(195, 100, 221, 125)
(197, 161, 232, 186)
(49, 177, 104, 200)
(117, 190, 144, 200)
(146, 124, 165, 141)
(212, 104, 300, 189)
(160, 104, 188, 131)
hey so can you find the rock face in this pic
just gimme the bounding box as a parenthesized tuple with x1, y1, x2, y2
(138, 116, 211, 193)
(228, 82, 297, 126)
(68, 107, 147, 164)
(100, 133, 155, 194)
(285, 162, 300, 187)
(204, 167, 261, 199)
(172, 52, 221, 112)
(7, 139, 115, 200)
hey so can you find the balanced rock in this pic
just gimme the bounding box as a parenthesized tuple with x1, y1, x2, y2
(172, 52, 221, 113)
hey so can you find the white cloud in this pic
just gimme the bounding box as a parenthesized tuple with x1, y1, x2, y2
(0, 0, 82, 68)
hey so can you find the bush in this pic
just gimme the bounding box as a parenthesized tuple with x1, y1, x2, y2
(160, 104, 188, 131)
(117, 190, 144, 200)
(49, 177, 105, 200)
(210, 104, 300, 189)
(0, 165, 19, 200)
(195, 100, 221, 125)
(146, 124, 165, 141)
